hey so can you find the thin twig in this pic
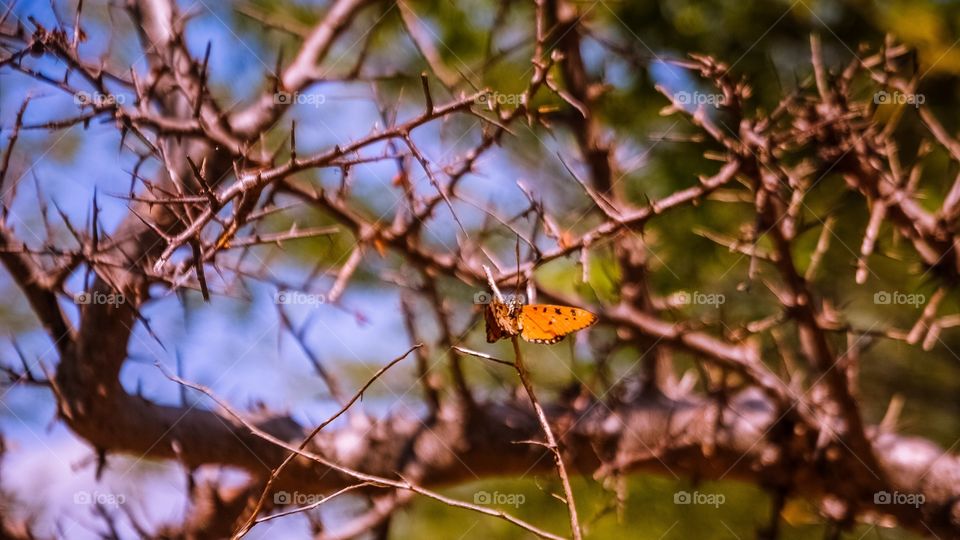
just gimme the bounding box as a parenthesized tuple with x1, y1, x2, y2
(234, 344, 421, 538)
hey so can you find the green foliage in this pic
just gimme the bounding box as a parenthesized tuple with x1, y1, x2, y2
(395, 475, 925, 539)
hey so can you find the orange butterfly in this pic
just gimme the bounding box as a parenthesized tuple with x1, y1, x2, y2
(485, 298, 598, 344)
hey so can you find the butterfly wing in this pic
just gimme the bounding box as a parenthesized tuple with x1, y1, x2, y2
(519, 304, 598, 344)
(485, 302, 506, 343)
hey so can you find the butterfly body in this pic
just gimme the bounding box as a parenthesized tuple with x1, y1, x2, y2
(484, 298, 597, 344)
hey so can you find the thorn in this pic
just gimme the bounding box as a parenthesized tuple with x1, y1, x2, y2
(191, 238, 210, 302)
(91, 187, 99, 253)
(420, 72, 433, 114)
(290, 120, 297, 162)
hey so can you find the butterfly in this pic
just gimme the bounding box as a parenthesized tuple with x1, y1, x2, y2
(485, 298, 598, 344)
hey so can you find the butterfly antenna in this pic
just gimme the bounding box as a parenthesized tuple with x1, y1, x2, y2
(515, 234, 521, 304)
